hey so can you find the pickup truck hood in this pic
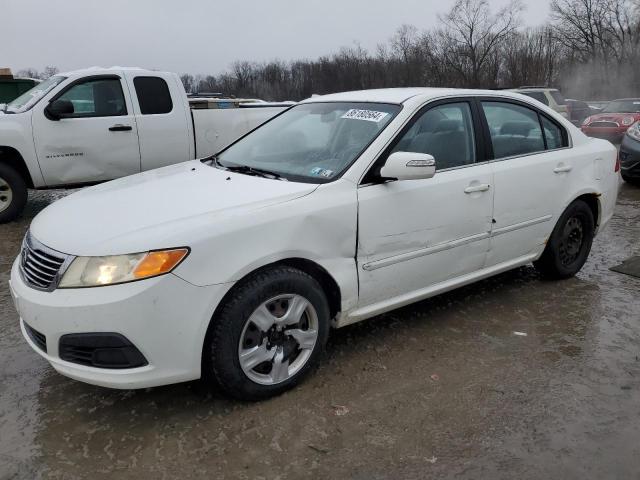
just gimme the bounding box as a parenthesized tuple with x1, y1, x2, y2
(30, 160, 318, 256)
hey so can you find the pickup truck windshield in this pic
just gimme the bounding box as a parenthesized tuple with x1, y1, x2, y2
(214, 102, 401, 183)
(6, 76, 66, 113)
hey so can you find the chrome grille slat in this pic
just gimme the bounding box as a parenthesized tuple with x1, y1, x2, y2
(24, 259, 57, 279)
(22, 268, 49, 287)
(28, 248, 64, 267)
(25, 255, 59, 272)
(19, 232, 73, 291)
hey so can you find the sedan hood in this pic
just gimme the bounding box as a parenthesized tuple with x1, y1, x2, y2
(30, 160, 318, 256)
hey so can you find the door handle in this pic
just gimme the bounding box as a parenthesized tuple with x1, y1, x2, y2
(464, 184, 491, 194)
(553, 165, 572, 173)
(109, 124, 132, 132)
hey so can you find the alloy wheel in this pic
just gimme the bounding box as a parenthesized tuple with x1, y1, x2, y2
(0, 177, 13, 214)
(238, 294, 319, 385)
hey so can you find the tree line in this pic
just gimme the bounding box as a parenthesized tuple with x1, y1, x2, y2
(180, 0, 640, 101)
(18, 0, 640, 101)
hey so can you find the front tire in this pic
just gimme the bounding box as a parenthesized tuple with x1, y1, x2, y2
(0, 163, 28, 223)
(205, 266, 330, 400)
(534, 200, 595, 279)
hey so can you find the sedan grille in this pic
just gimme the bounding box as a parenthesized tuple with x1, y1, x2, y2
(588, 121, 618, 128)
(20, 233, 72, 291)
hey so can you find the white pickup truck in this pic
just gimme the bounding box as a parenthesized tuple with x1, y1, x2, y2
(0, 67, 290, 222)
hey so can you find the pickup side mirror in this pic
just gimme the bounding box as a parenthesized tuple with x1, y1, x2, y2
(45, 100, 74, 120)
(380, 151, 436, 181)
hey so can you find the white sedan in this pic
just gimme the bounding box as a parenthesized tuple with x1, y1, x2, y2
(9, 88, 619, 400)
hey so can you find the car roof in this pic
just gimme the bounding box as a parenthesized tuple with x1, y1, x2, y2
(301, 87, 534, 105)
(57, 66, 167, 77)
(511, 88, 558, 92)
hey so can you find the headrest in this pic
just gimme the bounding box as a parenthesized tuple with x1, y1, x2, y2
(433, 119, 461, 133)
(500, 121, 534, 136)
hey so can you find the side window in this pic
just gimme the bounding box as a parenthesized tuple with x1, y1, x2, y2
(392, 102, 476, 170)
(133, 77, 173, 115)
(482, 102, 545, 159)
(56, 78, 126, 117)
(541, 115, 565, 149)
(522, 91, 549, 106)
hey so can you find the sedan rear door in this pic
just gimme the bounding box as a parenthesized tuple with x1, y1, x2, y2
(479, 99, 572, 267)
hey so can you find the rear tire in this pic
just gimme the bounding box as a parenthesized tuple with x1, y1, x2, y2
(534, 200, 595, 279)
(0, 163, 28, 223)
(204, 266, 330, 401)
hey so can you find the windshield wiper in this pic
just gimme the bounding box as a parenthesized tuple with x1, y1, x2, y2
(209, 156, 284, 180)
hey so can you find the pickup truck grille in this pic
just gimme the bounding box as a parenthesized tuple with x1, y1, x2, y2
(20, 233, 72, 291)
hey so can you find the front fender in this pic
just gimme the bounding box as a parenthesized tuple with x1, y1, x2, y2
(0, 111, 45, 187)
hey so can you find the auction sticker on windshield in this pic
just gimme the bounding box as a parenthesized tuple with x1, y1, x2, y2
(341, 109, 389, 122)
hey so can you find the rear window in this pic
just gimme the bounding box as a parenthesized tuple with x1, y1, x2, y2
(550, 90, 566, 105)
(481, 101, 568, 158)
(133, 76, 173, 115)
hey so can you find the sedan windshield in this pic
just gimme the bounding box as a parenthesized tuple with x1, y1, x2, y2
(603, 100, 640, 114)
(6, 76, 66, 113)
(213, 102, 401, 183)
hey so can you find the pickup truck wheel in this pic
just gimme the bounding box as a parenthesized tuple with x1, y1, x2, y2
(0, 163, 28, 223)
(205, 266, 330, 400)
(533, 199, 595, 279)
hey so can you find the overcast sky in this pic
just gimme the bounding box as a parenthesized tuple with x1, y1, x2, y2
(3, 0, 551, 76)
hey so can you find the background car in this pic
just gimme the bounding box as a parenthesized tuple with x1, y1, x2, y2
(566, 99, 597, 126)
(511, 86, 570, 119)
(620, 121, 640, 185)
(581, 98, 640, 142)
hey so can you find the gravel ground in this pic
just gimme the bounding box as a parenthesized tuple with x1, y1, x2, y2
(1, 183, 639, 480)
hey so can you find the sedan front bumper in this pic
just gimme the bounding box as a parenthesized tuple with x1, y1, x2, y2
(9, 258, 232, 389)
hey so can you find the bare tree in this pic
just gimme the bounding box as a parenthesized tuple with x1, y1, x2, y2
(435, 0, 524, 87)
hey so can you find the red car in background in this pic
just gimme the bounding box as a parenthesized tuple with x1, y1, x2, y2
(581, 98, 640, 142)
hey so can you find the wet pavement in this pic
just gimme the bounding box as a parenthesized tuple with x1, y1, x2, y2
(1, 185, 639, 479)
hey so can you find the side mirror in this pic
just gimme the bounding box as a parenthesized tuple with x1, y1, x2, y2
(45, 99, 74, 120)
(380, 151, 436, 181)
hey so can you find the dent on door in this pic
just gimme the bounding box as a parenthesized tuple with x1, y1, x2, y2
(356, 166, 494, 307)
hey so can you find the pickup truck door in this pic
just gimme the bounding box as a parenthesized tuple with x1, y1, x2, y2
(32, 74, 141, 185)
(356, 99, 494, 309)
(123, 73, 193, 170)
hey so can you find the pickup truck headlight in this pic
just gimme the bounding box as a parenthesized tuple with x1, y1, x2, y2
(627, 122, 640, 142)
(59, 248, 189, 288)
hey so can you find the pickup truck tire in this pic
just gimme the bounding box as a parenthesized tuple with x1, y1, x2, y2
(0, 163, 27, 223)
(534, 199, 595, 279)
(205, 266, 330, 400)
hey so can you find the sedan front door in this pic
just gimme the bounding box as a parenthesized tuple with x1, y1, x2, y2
(356, 100, 494, 310)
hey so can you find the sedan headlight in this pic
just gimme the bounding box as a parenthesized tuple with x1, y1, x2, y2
(622, 116, 635, 126)
(582, 116, 592, 126)
(627, 122, 640, 142)
(59, 248, 189, 288)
